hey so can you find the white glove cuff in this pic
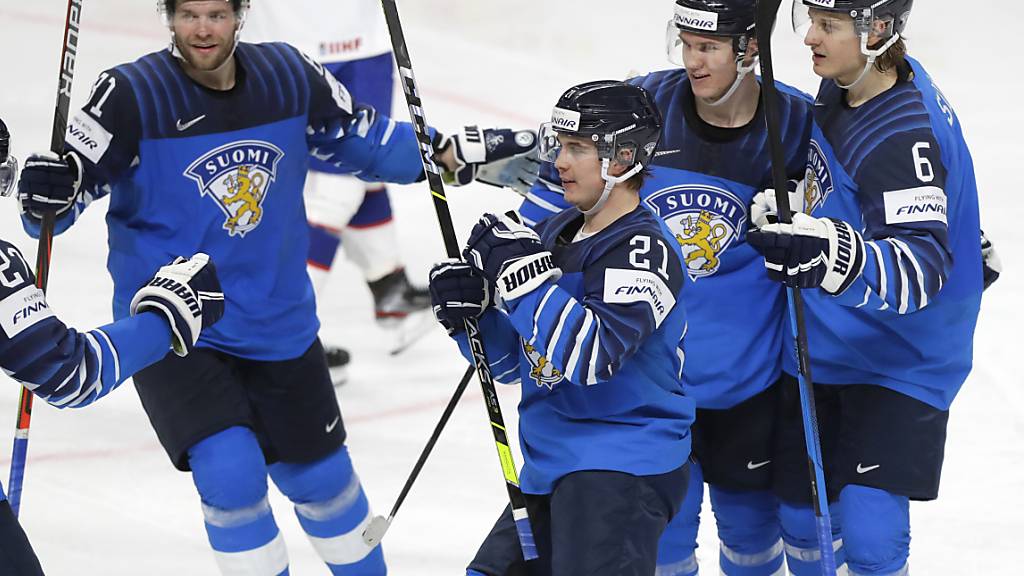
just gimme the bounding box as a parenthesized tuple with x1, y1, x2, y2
(821, 218, 866, 295)
(497, 251, 562, 302)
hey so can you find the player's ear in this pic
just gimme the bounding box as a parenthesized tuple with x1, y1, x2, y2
(744, 37, 759, 63)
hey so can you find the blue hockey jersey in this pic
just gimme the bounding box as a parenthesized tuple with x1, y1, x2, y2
(455, 206, 694, 495)
(0, 239, 173, 501)
(791, 56, 982, 410)
(520, 69, 814, 409)
(23, 42, 428, 361)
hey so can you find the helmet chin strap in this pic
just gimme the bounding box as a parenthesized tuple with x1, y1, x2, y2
(835, 32, 900, 90)
(580, 159, 644, 216)
(707, 55, 759, 107)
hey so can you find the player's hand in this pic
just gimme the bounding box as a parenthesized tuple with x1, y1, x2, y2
(981, 230, 1001, 291)
(747, 212, 864, 295)
(436, 127, 538, 186)
(750, 179, 805, 229)
(463, 212, 561, 302)
(428, 260, 492, 336)
(17, 151, 83, 219)
(130, 253, 225, 357)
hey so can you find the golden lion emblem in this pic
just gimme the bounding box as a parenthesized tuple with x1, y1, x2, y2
(523, 342, 562, 388)
(676, 210, 727, 271)
(222, 165, 266, 233)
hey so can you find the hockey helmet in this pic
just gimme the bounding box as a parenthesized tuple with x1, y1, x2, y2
(538, 81, 662, 213)
(666, 0, 757, 65)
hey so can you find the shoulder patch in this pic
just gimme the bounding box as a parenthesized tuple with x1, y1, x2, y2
(883, 186, 947, 225)
(0, 285, 54, 339)
(66, 112, 113, 164)
(603, 268, 676, 327)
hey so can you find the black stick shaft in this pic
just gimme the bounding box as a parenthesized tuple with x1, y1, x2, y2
(9, 0, 83, 518)
(379, 0, 537, 560)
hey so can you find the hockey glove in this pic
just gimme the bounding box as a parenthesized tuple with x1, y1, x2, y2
(749, 179, 806, 229)
(130, 254, 225, 357)
(981, 230, 1001, 291)
(17, 151, 84, 220)
(747, 212, 865, 295)
(437, 127, 538, 187)
(463, 212, 561, 302)
(0, 118, 17, 198)
(428, 259, 492, 336)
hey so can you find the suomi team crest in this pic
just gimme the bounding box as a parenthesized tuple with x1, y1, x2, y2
(185, 141, 285, 238)
(645, 184, 747, 280)
(804, 139, 834, 215)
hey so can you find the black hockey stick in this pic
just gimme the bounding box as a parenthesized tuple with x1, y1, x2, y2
(8, 0, 84, 518)
(755, 1, 836, 573)
(362, 365, 474, 546)
(366, 0, 538, 559)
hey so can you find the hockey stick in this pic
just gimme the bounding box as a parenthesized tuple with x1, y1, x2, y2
(7, 0, 83, 518)
(754, 1, 837, 573)
(362, 365, 474, 546)
(367, 0, 538, 560)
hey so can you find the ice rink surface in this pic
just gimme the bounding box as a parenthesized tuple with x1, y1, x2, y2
(0, 0, 1021, 573)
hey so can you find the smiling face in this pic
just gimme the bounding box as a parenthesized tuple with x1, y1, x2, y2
(171, 1, 239, 72)
(679, 31, 740, 101)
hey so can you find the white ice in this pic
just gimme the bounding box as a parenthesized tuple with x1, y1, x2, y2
(0, 1, 1021, 574)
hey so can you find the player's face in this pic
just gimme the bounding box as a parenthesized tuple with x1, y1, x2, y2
(802, 9, 864, 83)
(553, 134, 606, 210)
(172, 1, 238, 72)
(679, 32, 738, 102)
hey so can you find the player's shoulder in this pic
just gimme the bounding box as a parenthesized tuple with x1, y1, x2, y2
(628, 68, 689, 104)
(770, 77, 815, 110)
(236, 41, 310, 75)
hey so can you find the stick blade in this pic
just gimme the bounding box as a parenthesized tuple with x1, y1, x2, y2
(362, 515, 391, 547)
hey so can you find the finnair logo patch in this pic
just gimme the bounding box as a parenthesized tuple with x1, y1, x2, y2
(0, 285, 54, 338)
(674, 6, 719, 32)
(804, 0, 837, 7)
(604, 268, 675, 327)
(883, 186, 948, 225)
(66, 112, 113, 165)
(551, 107, 581, 131)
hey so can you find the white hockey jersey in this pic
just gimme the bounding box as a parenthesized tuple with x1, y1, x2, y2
(243, 0, 391, 62)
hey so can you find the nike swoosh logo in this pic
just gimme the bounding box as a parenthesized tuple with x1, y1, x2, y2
(747, 460, 771, 470)
(856, 463, 881, 474)
(325, 416, 340, 434)
(176, 114, 206, 131)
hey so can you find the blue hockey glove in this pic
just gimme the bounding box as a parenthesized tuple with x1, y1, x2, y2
(428, 260, 492, 336)
(130, 253, 225, 357)
(462, 212, 561, 302)
(747, 212, 865, 295)
(437, 127, 538, 187)
(981, 230, 1001, 291)
(17, 151, 83, 219)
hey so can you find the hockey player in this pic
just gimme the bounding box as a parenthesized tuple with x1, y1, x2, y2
(746, 1, 984, 574)
(3, 115, 226, 576)
(430, 81, 693, 576)
(515, 2, 820, 574)
(14, 1, 532, 574)
(244, 0, 429, 366)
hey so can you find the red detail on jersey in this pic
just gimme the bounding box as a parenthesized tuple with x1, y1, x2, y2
(319, 37, 364, 56)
